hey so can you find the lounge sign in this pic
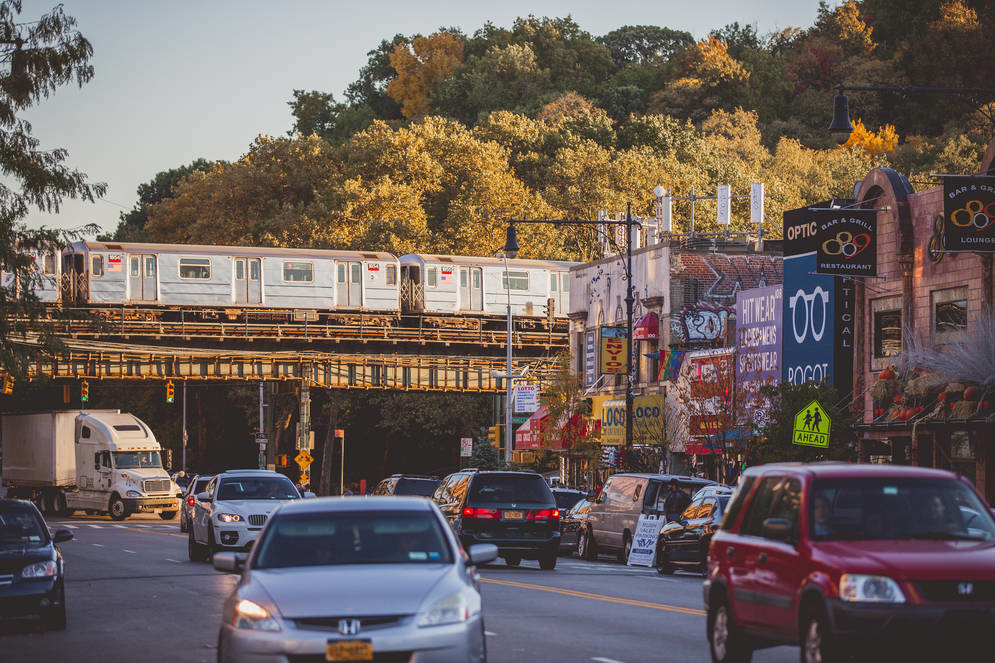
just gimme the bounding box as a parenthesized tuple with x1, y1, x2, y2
(816, 209, 877, 277)
(600, 326, 629, 375)
(944, 176, 995, 252)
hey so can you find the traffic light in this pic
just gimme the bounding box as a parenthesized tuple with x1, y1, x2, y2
(487, 425, 500, 448)
(2, 375, 12, 395)
(277, 454, 288, 467)
(166, 380, 175, 404)
(80, 380, 89, 402)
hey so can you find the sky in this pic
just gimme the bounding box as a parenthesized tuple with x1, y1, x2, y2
(17, 0, 824, 236)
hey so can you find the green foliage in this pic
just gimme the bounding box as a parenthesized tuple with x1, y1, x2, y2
(597, 25, 693, 68)
(471, 438, 502, 470)
(755, 382, 859, 464)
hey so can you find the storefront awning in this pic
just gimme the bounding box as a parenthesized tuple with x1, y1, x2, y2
(515, 406, 547, 450)
(633, 313, 659, 340)
(685, 440, 724, 455)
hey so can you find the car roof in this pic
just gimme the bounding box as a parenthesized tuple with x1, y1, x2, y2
(743, 462, 960, 481)
(611, 473, 716, 482)
(276, 496, 436, 515)
(219, 469, 286, 477)
(0, 498, 41, 510)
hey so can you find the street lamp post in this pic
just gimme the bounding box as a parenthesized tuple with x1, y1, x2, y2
(499, 250, 514, 464)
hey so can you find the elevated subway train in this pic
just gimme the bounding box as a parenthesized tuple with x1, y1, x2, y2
(25, 241, 578, 322)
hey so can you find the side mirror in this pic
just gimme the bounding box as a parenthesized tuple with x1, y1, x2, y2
(197, 491, 211, 502)
(213, 552, 242, 573)
(761, 517, 794, 543)
(303, 491, 316, 499)
(466, 543, 499, 566)
(53, 529, 74, 543)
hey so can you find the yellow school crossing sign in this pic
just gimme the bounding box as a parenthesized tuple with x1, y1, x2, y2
(793, 400, 830, 448)
(295, 450, 314, 469)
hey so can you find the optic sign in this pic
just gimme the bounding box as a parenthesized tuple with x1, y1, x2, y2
(815, 209, 877, 277)
(782, 254, 835, 386)
(599, 326, 629, 375)
(943, 176, 995, 251)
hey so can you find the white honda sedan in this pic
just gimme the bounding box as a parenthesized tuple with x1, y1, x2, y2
(189, 469, 308, 561)
(213, 496, 497, 662)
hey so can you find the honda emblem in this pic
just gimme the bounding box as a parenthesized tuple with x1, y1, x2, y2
(338, 618, 361, 635)
(957, 582, 974, 596)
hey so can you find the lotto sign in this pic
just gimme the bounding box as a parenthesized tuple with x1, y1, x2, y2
(626, 514, 666, 567)
(815, 209, 877, 277)
(792, 400, 831, 448)
(513, 384, 540, 413)
(943, 176, 995, 251)
(599, 326, 629, 374)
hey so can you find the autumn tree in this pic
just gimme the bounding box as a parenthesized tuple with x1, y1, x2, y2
(648, 36, 750, 121)
(387, 31, 465, 118)
(0, 0, 103, 380)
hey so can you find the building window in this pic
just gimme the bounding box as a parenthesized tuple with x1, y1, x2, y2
(932, 287, 968, 340)
(427, 267, 437, 287)
(873, 309, 902, 358)
(42, 253, 56, 275)
(502, 271, 529, 291)
(386, 264, 397, 286)
(179, 257, 211, 280)
(91, 255, 103, 277)
(282, 261, 313, 283)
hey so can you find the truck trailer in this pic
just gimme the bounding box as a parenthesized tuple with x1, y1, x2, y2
(1, 410, 179, 521)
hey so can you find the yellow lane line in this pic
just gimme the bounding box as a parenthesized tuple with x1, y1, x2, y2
(118, 526, 185, 539)
(479, 577, 706, 616)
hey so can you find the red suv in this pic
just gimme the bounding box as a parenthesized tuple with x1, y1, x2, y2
(704, 463, 995, 662)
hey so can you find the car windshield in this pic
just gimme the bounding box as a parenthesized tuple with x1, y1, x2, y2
(112, 451, 163, 469)
(553, 492, 585, 510)
(394, 478, 439, 496)
(0, 504, 48, 547)
(811, 477, 995, 542)
(217, 477, 299, 501)
(191, 478, 211, 495)
(469, 475, 552, 504)
(252, 510, 453, 569)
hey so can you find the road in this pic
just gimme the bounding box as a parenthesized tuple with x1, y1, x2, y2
(0, 513, 798, 663)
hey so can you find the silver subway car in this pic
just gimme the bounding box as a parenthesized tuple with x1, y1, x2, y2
(2, 245, 63, 303)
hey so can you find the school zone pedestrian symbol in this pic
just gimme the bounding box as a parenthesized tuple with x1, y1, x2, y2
(793, 400, 831, 448)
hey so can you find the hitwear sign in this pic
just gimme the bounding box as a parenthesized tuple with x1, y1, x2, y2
(792, 400, 830, 448)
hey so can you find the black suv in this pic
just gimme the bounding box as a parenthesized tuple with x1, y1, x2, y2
(371, 475, 440, 497)
(433, 470, 560, 569)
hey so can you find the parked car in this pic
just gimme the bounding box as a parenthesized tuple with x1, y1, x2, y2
(212, 496, 497, 662)
(0, 498, 74, 629)
(434, 470, 561, 569)
(188, 470, 309, 561)
(552, 488, 587, 513)
(704, 463, 995, 663)
(579, 473, 717, 562)
(656, 485, 733, 575)
(179, 474, 214, 533)
(372, 475, 441, 497)
(560, 498, 595, 555)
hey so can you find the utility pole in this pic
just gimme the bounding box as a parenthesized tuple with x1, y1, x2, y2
(182, 381, 187, 472)
(624, 202, 635, 464)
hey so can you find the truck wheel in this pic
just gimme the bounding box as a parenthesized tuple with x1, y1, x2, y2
(54, 492, 72, 517)
(108, 494, 127, 521)
(159, 511, 177, 520)
(619, 532, 632, 563)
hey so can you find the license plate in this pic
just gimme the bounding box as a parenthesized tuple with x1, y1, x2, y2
(326, 640, 373, 661)
(503, 510, 523, 520)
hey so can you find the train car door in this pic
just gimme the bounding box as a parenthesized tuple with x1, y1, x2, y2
(234, 258, 261, 303)
(336, 261, 361, 307)
(129, 254, 157, 301)
(469, 267, 483, 310)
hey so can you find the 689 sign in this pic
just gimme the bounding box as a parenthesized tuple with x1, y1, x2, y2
(815, 209, 877, 277)
(944, 176, 995, 252)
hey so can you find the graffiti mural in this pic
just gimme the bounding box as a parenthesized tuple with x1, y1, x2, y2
(671, 303, 736, 344)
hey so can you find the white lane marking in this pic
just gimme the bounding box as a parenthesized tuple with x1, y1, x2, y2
(87, 524, 103, 529)
(165, 558, 182, 563)
(61, 524, 78, 529)
(485, 631, 497, 636)
(592, 658, 626, 663)
(113, 525, 127, 529)
(123, 549, 136, 554)
(91, 543, 104, 548)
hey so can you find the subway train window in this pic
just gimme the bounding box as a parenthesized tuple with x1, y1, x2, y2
(179, 258, 211, 279)
(283, 261, 313, 282)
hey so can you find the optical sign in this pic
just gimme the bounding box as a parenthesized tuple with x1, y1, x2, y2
(943, 176, 995, 252)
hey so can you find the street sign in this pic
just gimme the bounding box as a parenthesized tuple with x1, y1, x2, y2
(793, 400, 830, 448)
(295, 450, 314, 468)
(299, 471, 309, 486)
(460, 437, 473, 458)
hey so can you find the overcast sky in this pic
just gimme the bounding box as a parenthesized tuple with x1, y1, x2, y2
(18, 0, 823, 235)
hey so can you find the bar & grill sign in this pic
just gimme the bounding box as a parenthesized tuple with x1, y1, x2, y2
(816, 209, 877, 277)
(943, 176, 995, 252)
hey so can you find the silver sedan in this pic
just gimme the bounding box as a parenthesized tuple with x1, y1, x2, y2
(213, 495, 497, 663)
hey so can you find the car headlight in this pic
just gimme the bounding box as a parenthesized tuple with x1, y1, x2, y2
(22, 560, 57, 578)
(125, 490, 142, 497)
(840, 574, 906, 603)
(417, 592, 469, 627)
(217, 513, 242, 523)
(233, 599, 281, 632)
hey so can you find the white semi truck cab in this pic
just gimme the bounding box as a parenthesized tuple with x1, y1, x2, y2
(1, 410, 179, 521)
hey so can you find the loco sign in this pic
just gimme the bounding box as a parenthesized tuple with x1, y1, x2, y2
(815, 209, 877, 277)
(943, 176, 995, 252)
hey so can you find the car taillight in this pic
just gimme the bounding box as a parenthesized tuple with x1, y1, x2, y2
(187, 496, 195, 507)
(528, 509, 560, 521)
(462, 507, 500, 519)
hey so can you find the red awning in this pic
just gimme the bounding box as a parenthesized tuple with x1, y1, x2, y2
(634, 313, 659, 340)
(685, 441, 724, 455)
(515, 407, 547, 450)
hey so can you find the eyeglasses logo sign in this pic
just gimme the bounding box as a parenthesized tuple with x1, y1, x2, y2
(788, 287, 829, 344)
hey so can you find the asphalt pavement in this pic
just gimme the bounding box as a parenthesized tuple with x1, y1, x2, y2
(0, 512, 798, 663)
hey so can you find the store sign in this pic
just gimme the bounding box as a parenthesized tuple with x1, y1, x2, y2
(599, 395, 665, 446)
(689, 415, 725, 435)
(816, 209, 877, 277)
(513, 385, 540, 413)
(782, 254, 834, 386)
(943, 176, 995, 251)
(599, 326, 629, 375)
(736, 286, 782, 427)
(584, 331, 596, 386)
(783, 201, 854, 257)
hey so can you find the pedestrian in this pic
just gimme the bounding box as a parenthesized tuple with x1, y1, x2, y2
(663, 479, 691, 522)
